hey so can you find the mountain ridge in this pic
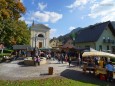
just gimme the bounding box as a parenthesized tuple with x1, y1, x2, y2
(56, 21, 115, 43)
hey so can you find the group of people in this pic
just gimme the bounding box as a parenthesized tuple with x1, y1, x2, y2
(54, 52, 82, 67)
(83, 56, 115, 82)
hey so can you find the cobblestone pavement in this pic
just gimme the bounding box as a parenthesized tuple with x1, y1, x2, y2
(0, 60, 115, 86)
(0, 60, 73, 80)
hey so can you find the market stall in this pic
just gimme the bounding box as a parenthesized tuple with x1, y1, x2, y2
(82, 51, 115, 80)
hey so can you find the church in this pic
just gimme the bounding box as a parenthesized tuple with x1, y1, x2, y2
(30, 22, 50, 49)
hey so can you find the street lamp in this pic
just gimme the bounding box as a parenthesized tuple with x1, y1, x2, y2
(35, 34, 38, 56)
(35, 34, 37, 56)
(35, 34, 37, 49)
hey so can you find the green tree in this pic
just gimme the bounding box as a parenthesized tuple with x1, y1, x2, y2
(14, 20, 30, 45)
(70, 32, 76, 40)
(0, 0, 26, 20)
(0, 0, 30, 48)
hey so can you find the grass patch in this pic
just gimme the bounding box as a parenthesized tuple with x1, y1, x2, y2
(0, 77, 106, 86)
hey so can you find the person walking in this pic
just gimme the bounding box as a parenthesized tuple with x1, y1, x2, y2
(57, 53, 61, 63)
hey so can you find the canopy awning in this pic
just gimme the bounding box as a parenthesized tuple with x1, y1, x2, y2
(82, 51, 115, 58)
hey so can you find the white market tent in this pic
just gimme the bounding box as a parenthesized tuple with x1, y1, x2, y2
(82, 51, 115, 58)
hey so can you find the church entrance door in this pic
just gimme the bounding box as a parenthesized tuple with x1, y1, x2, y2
(39, 42, 42, 48)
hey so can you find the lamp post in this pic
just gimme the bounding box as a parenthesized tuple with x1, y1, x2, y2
(35, 35, 37, 49)
(35, 34, 37, 56)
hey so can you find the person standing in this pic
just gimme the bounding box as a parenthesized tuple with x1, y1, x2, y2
(61, 53, 64, 64)
(105, 61, 114, 82)
(94, 56, 98, 66)
(34, 56, 37, 66)
(65, 53, 68, 63)
(36, 56, 40, 66)
(99, 58, 104, 68)
(78, 53, 81, 66)
(57, 53, 61, 63)
(68, 57, 72, 67)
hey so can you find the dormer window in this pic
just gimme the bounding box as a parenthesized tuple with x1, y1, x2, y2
(103, 37, 106, 42)
(108, 37, 110, 43)
(103, 37, 105, 39)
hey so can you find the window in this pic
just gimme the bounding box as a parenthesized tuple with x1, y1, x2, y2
(107, 37, 110, 43)
(85, 46, 90, 49)
(107, 45, 109, 50)
(38, 34, 44, 37)
(103, 37, 106, 43)
(99, 45, 102, 51)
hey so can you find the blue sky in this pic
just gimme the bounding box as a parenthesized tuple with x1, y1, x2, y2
(20, 0, 115, 38)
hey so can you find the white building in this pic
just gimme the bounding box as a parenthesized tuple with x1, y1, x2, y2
(30, 23, 50, 48)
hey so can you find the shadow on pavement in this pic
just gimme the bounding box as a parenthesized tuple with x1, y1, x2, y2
(17, 61, 35, 67)
(60, 69, 115, 86)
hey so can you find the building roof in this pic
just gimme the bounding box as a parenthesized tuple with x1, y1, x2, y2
(50, 37, 58, 43)
(31, 24, 50, 30)
(62, 39, 75, 49)
(75, 21, 115, 43)
(13, 45, 31, 50)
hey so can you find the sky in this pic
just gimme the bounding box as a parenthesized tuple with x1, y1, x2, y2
(19, 0, 115, 38)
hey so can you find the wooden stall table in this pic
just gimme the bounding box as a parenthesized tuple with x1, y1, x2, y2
(95, 67, 115, 80)
(95, 67, 107, 75)
(82, 65, 95, 74)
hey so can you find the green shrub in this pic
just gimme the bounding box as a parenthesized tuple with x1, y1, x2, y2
(0, 53, 11, 58)
(0, 49, 13, 53)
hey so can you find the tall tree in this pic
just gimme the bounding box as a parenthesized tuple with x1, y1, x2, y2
(0, 0, 26, 20)
(14, 20, 30, 45)
(0, 0, 30, 48)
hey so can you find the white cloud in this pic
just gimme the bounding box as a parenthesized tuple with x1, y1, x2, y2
(34, 11, 49, 22)
(44, 24, 49, 27)
(20, 0, 23, 3)
(49, 29, 64, 38)
(22, 8, 63, 25)
(19, 16, 25, 21)
(88, 0, 115, 21)
(67, 0, 89, 11)
(69, 26, 75, 31)
(25, 21, 32, 25)
(45, 11, 63, 23)
(90, 0, 96, 4)
(50, 29, 57, 38)
(50, 29, 56, 33)
(38, 2, 47, 11)
(33, 11, 63, 23)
